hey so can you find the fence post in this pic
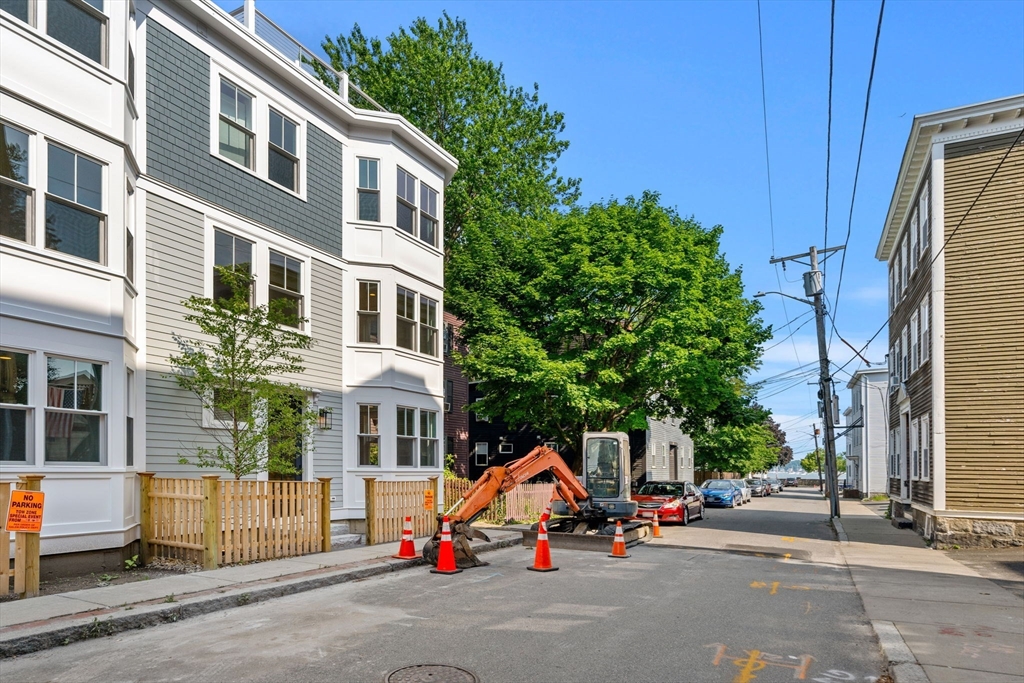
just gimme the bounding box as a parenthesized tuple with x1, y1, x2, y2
(1, 482, 10, 593)
(14, 475, 44, 598)
(317, 477, 332, 553)
(429, 476, 439, 519)
(364, 478, 376, 546)
(138, 473, 155, 566)
(201, 475, 220, 570)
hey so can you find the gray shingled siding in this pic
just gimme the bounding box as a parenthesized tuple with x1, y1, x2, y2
(145, 20, 344, 257)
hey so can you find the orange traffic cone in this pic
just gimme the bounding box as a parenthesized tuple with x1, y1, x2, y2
(393, 516, 417, 559)
(528, 517, 558, 572)
(540, 502, 552, 523)
(652, 512, 662, 538)
(430, 515, 463, 574)
(608, 520, 630, 558)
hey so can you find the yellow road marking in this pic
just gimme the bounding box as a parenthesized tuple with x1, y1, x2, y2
(732, 650, 766, 683)
(781, 536, 796, 542)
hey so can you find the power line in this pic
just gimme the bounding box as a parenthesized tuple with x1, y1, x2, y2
(832, 126, 1024, 376)
(829, 0, 886, 351)
(823, 0, 836, 276)
(763, 312, 816, 353)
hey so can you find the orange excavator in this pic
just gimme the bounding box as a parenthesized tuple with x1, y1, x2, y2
(423, 434, 646, 568)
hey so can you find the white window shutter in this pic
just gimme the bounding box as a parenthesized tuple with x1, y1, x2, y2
(921, 295, 930, 363)
(910, 210, 919, 271)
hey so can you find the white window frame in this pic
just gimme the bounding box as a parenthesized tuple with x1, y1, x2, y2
(0, 120, 35, 246)
(357, 280, 380, 344)
(910, 310, 920, 374)
(921, 413, 931, 481)
(419, 182, 439, 248)
(888, 266, 894, 313)
(396, 285, 418, 352)
(44, 141, 107, 265)
(267, 108, 300, 193)
(901, 326, 910, 381)
(0, 347, 33, 463)
(544, 441, 559, 452)
(901, 236, 909, 293)
(420, 409, 439, 468)
(920, 295, 930, 364)
(45, 0, 109, 67)
(910, 209, 919, 273)
(357, 403, 380, 467)
(910, 417, 920, 480)
(396, 166, 417, 236)
(498, 442, 513, 455)
(894, 250, 903, 301)
(444, 379, 453, 413)
(396, 405, 416, 467)
(126, 367, 135, 468)
(474, 441, 489, 467)
(356, 157, 380, 222)
(419, 295, 439, 357)
(920, 179, 931, 255)
(217, 77, 256, 171)
(44, 355, 107, 465)
(267, 248, 305, 330)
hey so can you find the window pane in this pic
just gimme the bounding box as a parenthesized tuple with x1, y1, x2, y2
(214, 229, 234, 267)
(357, 190, 379, 221)
(358, 159, 378, 190)
(0, 350, 29, 404)
(48, 357, 75, 406)
(234, 236, 252, 274)
(359, 405, 378, 434)
(420, 439, 436, 468)
(0, 0, 30, 23)
(45, 412, 102, 462)
(357, 312, 379, 343)
(77, 362, 102, 410)
(420, 185, 437, 217)
(397, 319, 415, 350)
(126, 229, 134, 282)
(220, 81, 236, 119)
(269, 110, 283, 148)
(420, 327, 437, 357)
(0, 184, 29, 242)
(397, 168, 416, 204)
(396, 201, 414, 234)
(76, 156, 102, 210)
(359, 435, 379, 466)
(285, 257, 301, 293)
(359, 281, 378, 312)
(47, 0, 104, 64)
(269, 250, 286, 288)
(283, 118, 296, 155)
(396, 407, 414, 436)
(128, 47, 135, 98)
(48, 145, 76, 201)
(1, 124, 30, 184)
(0, 407, 28, 461)
(269, 288, 301, 327)
(397, 438, 415, 467)
(421, 411, 436, 439)
(126, 415, 134, 466)
(45, 198, 102, 262)
(219, 120, 252, 168)
(269, 148, 297, 191)
(420, 215, 437, 247)
(236, 90, 252, 129)
(421, 297, 437, 327)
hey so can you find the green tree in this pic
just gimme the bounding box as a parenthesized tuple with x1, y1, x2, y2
(169, 268, 319, 479)
(456, 193, 769, 467)
(836, 451, 847, 473)
(314, 13, 578, 263)
(801, 449, 824, 474)
(764, 414, 794, 467)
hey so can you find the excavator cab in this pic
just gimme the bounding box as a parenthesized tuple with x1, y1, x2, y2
(551, 432, 638, 519)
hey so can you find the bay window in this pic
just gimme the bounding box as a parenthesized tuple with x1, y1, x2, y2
(419, 295, 438, 357)
(357, 158, 379, 221)
(396, 286, 417, 351)
(420, 410, 438, 467)
(396, 406, 415, 467)
(0, 123, 32, 243)
(45, 357, 104, 463)
(358, 404, 379, 466)
(357, 281, 380, 343)
(420, 183, 438, 247)
(0, 349, 30, 462)
(48, 0, 105, 66)
(396, 167, 416, 234)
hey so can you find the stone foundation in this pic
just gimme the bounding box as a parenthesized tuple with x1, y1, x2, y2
(929, 514, 1024, 549)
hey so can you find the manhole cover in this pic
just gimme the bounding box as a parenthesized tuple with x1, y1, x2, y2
(386, 665, 479, 683)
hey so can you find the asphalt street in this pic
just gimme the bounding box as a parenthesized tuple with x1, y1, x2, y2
(3, 488, 886, 683)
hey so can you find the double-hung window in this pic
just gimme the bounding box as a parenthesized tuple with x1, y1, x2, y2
(268, 109, 298, 192)
(474, 442, 489, 467)
(396, 286, 417, 351)
(910, 210, 919, 272)
(357, 158, 379, 221)
(358, 404, 379, 466)
(125, 368, 135, 467)
(1, 0, 31, 23)
(126, 183, 135, 283)
(48, 0, 106, 66)
(921, 414, 930, 480)
(357, 281, 380, 343)
(910, 311, 920, 373)
(0, 349, 30, 462)
(268, 250, 303, 327)
(901, 236, 909, 292)
(919, 181, 930, 254)
(444, 380, 453, 413)
(45, 357, 104, 463)
(213, 229, 253, 302)
(1, 123, 32, 243)
(901, 326, 910, 381)
(396, 406, 416, 467)
(911, 417, 920, 480)
(219, 79, 254, 169)
(894, 251, 902, 301)
(888, 266, 894, 313)
(420, 184, 439, 247)
(396, 167, 416, 234)
(46, 143, 104, 263)
(920, 295, 930, 364)
(420, 410, 438, 467)
(419, 296, 438, 357)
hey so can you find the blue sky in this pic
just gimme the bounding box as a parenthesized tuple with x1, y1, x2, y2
(219, 0, 1023, 456)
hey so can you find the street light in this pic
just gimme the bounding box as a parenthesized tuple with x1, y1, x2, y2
(754, 291, 814, 307)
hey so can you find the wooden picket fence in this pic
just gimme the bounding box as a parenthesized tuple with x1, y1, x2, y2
(443, 477, 554, 525)
(364, 477, 439, 545)
(140, 474, 331, 570)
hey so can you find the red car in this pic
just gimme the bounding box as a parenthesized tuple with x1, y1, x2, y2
(632, 481, 705, 525)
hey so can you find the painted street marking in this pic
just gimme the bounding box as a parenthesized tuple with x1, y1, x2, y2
(784, 553, 792, 561)
(781, 536, 797, 542)
(706, 644, 813, 682)
(750, 581, 811, 594)
(960, 642, 1018, 658)
(937, 624, 999, 638)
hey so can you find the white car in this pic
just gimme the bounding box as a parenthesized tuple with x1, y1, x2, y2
(731, 479, 752, 503)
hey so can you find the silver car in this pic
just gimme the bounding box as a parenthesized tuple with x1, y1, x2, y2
(732, 479, 752, 503)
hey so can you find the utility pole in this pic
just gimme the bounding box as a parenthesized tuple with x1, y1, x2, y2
(768, 244, 844, 518)
(812, 423, 822, 492)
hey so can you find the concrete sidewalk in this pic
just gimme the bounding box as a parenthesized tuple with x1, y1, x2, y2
(0, 528, 522, 658)
(836, 500, 1024, 683)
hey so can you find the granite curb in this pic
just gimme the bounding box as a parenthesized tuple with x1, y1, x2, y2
(0, 535, 522, 658)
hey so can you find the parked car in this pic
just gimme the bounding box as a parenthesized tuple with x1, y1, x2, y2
(747, 478, 769, 497)
(785, 477, 799, 487)
(732, 479, 752, 503)
(633, 481, 705, 525)
(768, 479, 783, 493)
(700, 480, 744, 508)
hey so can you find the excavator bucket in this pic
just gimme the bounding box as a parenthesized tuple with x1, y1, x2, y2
(422, 519, 492, 569)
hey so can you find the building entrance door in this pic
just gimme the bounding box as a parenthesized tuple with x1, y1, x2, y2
(669, 444, 679, 480)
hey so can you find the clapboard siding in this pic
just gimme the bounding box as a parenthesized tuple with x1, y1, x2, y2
(943, 132, 1024, 513)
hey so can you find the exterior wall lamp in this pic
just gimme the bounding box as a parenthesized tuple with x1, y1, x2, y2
(318, 407, 333, 430)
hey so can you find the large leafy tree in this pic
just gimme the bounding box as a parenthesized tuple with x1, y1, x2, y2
(315, 13, 578, 264)
(455, 193, 769, 468)
(764, 414, 794, 467)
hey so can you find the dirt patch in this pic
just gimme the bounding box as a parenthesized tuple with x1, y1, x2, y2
(1, 557, 200, 602)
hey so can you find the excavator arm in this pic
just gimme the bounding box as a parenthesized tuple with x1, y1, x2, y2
(423, 446, 592, 568)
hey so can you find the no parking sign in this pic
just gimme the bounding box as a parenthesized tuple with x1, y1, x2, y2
(4, 490, 45, 533)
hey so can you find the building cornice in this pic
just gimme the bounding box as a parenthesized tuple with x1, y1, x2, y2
(875, 95, 1024, 261)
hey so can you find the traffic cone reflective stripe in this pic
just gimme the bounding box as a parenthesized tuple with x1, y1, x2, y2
(540, 502, 552, 523)
(393, 516, 417, 559)
(430, 515, 463, 574)
(652, 512, 662, 538)
(608, 520, 630, 558)
(528, 518, 558, 572)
